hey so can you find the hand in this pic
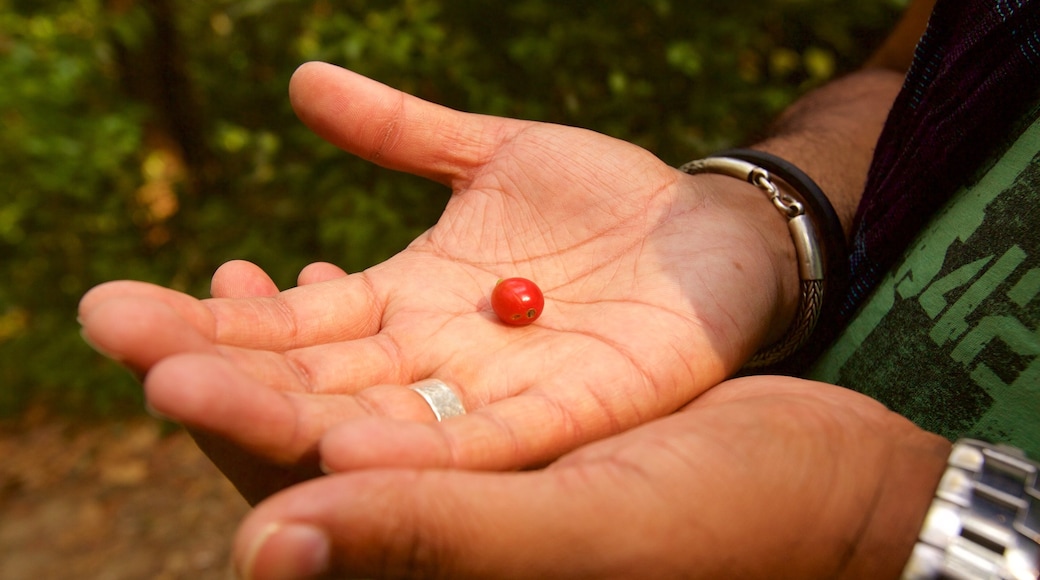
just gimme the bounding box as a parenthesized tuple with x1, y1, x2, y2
(79, 62, 797, 501)
(232, 376, 951, 580)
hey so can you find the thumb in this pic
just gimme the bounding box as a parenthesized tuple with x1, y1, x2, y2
(234, 467, 646, 580)
(288, 61, 521, 186)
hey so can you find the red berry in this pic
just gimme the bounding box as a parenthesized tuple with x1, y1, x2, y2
(491, 277, 544, 326)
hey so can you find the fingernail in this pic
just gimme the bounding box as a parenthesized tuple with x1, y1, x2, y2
(144, 402, 171, 422)
(240, 523, 331, 580)
(79, 327, 120, 361)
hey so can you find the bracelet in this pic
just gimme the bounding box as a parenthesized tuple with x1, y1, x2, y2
(715, 149, 848, 287)
(679, 150, 842, 368)
(902, 439, 1040, 580)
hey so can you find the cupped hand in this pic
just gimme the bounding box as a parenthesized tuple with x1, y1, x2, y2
(79, 62, 796, 500)
(233, 376, 951, 580)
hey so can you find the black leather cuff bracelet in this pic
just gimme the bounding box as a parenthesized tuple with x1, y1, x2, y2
(715, 148, 848, 298)
(679, 149, 846, 368)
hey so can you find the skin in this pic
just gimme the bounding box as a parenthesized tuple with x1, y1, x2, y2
(80, 65, 790, 497)
(78, 62, 902, 502)
(233, 377, 950, 580)
(78, 1, 952, 577)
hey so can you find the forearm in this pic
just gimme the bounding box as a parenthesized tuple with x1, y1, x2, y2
(752, 68, 906, 236)
(686, 70, 905, 352)
(684, 0, 935, 356)
(751, 0, 936, 234)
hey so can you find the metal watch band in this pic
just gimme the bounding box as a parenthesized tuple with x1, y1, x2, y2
(902, 439, 1040, 580)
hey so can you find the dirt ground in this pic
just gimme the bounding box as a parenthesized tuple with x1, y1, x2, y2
(0, 407, 251, 580)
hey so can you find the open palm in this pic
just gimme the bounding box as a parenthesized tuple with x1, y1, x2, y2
(79, 62, 794, 501)
(233, 377, 951, 580)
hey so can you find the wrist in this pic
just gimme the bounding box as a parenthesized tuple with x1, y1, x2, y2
(679, 151, 841, 368)
(839, 433, 952, 579)
(679, 171, 801, 349)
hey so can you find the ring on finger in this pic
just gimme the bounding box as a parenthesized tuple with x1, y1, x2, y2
(408, 378, 466, 422)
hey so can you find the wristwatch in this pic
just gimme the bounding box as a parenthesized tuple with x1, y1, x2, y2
(902, 439, 1040, 579)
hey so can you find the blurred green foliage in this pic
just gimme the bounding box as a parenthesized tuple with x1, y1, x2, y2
(0, 0, 904, 417)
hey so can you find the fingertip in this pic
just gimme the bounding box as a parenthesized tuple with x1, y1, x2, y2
(78, 281, 216, 345)
(297, 262, 348, 286)
(144, 352, 288, 425)
(289, 60, 335, 90)
(78, 280, 158, 321)
(79, 296, 215, 374)
(143, 353, 338, 467)
(288, 61, 317, 110)
(211, 260, 280, 298)
(236, 521, 278, 580)
(79, 325, 121, 362)
(285, 61, 499, 184)
(288, 61, 348, 120)
(235, 468, 588, 579)
(238, 522, 331, 580)
(78, 280, 116, 320)
(290, 59, 325, 77)
(144, 352, 299, 443)
(143, 353, 228, 422)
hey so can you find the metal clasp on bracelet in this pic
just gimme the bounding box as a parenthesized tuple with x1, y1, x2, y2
(679, 156, 826, 367)
(749, 167, 803, 219)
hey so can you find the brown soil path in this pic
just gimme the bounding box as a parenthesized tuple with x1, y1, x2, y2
(0, 408, 250, 579)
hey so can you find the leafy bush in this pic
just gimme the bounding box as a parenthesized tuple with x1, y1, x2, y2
(0, 0, 903, 417)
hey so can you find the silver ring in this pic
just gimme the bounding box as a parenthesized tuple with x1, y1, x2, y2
(409, 379, 466, 421)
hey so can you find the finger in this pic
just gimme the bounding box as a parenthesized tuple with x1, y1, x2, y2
(144, 353, 440, 465)
(82, 273, 384, 351)
(79, 295, 218, 375)
(81, 292, 371, 388)
(79, 280, 216, 338)
(319, 386, 624, 471)
(211, 260, 280, 298)
(297, 261, 348, 286)
(289, 61, 525, 186)
(218, 334, 411, 395)
(214, 272, 390, 349)
(81, 289, 389, 397)
(316, 330, 676, 471)
(234, 468, 640, 580)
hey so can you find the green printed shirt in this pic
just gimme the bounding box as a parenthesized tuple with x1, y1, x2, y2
(809, 106, 1040, 459)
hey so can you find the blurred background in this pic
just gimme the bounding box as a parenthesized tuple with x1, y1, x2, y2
(0, 0, 904, 577)
(0, 0, 906, 417)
